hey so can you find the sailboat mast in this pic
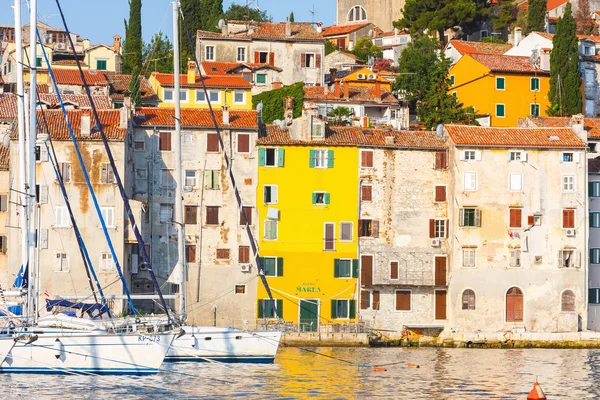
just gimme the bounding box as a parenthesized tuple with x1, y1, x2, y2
(172, 1, 187, 318)
(27, 0, 38, 324)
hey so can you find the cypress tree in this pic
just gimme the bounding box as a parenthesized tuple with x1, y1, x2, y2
(289, 12, 295, 23)
(128, 66, 142, 106)
(123, 0, 143, 75)
(548, 3, 581, 116)
(525, 0, 547, 34)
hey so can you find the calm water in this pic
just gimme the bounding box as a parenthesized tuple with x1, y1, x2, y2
(1, 347, 599, 399)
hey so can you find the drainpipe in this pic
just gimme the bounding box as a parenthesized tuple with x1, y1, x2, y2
(356, 177, 363, 328)
(585, 147, 589, 331)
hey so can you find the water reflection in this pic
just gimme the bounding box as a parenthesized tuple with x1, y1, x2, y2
(2, 347, 600, 398)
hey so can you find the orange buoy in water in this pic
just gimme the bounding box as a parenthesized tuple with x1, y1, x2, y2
(373, 367, 387, 372)
(408, 363, 420, 368)
(527, 381, 547, 400)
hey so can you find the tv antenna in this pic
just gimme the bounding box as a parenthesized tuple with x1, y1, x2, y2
(309, 5, 317, 25)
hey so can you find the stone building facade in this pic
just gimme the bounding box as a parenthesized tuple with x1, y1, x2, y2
(335, 0, 406, 32)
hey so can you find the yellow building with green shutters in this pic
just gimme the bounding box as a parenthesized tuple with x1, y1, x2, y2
(255, 126, 359, 329)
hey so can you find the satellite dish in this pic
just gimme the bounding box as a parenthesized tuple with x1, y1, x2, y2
(368, 29, 373, 37)
(257, 101, 263, 114)
(436, 124, 444, 138)
(279, 120, 286, 129)
(0, 133, 9, 148)
(217, 19, 225, 29)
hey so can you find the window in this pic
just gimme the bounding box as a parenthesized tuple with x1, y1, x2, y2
(509, 208, 522, 228)
(209, 90, 220, 103)
(206, 133, 219, 152)
(562, 209, 575, 228)
(559, 250, 577, 268)
(205, 45, 215, 61)
(361, 185, 372, 201)
(99, 253, 114, 272)
(506, 287, 524, 322)
(101, 163, 115, 184)
(590, 181, 600, 197)
(58, 162, 71, 183)
(55, 206, 69, 227)
(233, 91, 245, 104)
(0, 194, 6, 212)
(562, 175, 575, 192)
(261, 257, 282, 277)
(562, 152, 574, 162)
(160, 204, 173, 223)
(496, 104, 506, 117)
(185, 170, 196, 187)
(389, 261, 399, 279)
(0, 236, 6, 254)
(590, 248, 600, 264)
(509, 151, 525, 161)
(161, 169, 175, 188)
(259, 147, 285, 167)
(264, 220, 278, 240)
(462, 150, 477, 161)
(216, 249, 230, 259)
(324, 223, 335, 251)
(530, 77, 540, 91)
(163, 89, 174, 102)
(159, 131, 172, 151)
(429, 219, 447, 238)
(258, 51, 269, 63)
(206, 206, 219, 225)
(334, 259, 353, 278)
(434, 151, 447, 169)
(54, 253, 69, 272)
(459, 208, 481, 227)
(395, 290, 411, 311)
(185, 206, 198, 224)
(237, 47, 246, 62)
(235, 285, 246, 294)
(463, 172, 477, 191)
(195, 90, 206, 103)
(462, 248, 476, 268)
(561, 290, 576, 312)
(331, 299, 355, 319)
(96, 59, 107, 70)
(358, 219, 379, 238)
(313, 192, 330, 205)
(361, 290, 371, 310)
(310, 149, 330, 168)
(530, 103, 540, 116)
(496, 77, 505, 90)
(264, 185, 278, 204)
(186, 245, 196, 263)
(450, 75, 455, 86)
(205, 170, 220, 190)
(590, 289, 600, 304)
(256, 73, 267, 84)
(591, 212, 600, 228)
(237, 133, 250, 153)
(435, 186, 446, 202)
(361, 150, 374, 167)
(36, 57, 42, 68)
(340, 222, 353, 242)
(303, 53, 315, 68)
(239, 246, 250, 263)
(347, 5, 367, 21)
(134, 139, 145, 150)
(509, 249, 521, 268)
(257, 299, 283, 318)
(240, 206, 253, 225)
(35, 145, 48, 162)
(101, 207, 115, 228)
(462, 289, 476, 310)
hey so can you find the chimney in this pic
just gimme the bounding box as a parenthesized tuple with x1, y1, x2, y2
(571, 114, 587, 141)
(375, 81, 381, 98)
(540, 48, 551, 71)
(113, 34, 121, 53)
(514, 27, 522, 47)
(316, 22, 323, 33)
(222, 104, 230, 126)
(120, 96, 132, 129)
(221, 22, 229, 36)
(285, 20, 292, 37)
(343, 82, 349, 98)
(80, 114, 91, 136)
(284, 96, 294, 126)
(187, 60, 197, 84)
(334, 81, 341, 98)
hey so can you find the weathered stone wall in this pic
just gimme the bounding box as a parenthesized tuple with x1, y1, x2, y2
(336, 0, 406, 32)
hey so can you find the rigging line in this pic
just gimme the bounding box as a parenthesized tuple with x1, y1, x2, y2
(36, 25, 138, 316)
(179, 8, 278, 312)
(54, 0, 171, 324)
(184, 275, 258, 315)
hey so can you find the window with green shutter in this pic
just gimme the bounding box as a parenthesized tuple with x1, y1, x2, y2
(36, 57, 42, 68)
(591, 212, 600, 228)
(590, 181, 600, 197)
(496, 77, 505, 90)
(327, 150, 334, 168)
(336, 259, 352, 278)
(450, 75, 455, 86)
(261, 257, 277, 276)
(591, 248, 600, 264)
(530, 77, 540, 91)
(96, 59, 107, 70)
(260, 148, 281, 167)
(258, 299, 283, 318)
(331, 299, 355, 318)
(256, 73, 267, 84)
(312, 192, 329, 205)
(530, 103, 540, 116)
(496, 104, 505, 117)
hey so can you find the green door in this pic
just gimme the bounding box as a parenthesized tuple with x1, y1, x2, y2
(299, 299, 319, 332)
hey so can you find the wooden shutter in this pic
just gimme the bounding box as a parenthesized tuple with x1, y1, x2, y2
(40, 229, 48, 249)
(206, 206, 219, 225)
(373, 291, 380, 310)
(435, 257, 447, 286)
(349, 300, 356, 319)
(429, 219, 436, 238)
(257, 299, 264, 318)
(396, 291, 410, 311)
(159, 131, 171, 151)
(237, 134, 250, 153)
(207, 133, 219, 152)
(360, 255, 373, 286)
(390, 261, 399, 279)
(258, 148, 265, 166)
(458, 208, 464, 227)
(276, 299, 283, 318)
(240, 206, 252, 225)
(334, 259, 340, 278)
(0, 195, 7, 211)
(325, 223, 335, 250)
(509, 209, 522, 228)
(186, 245, 196, 262)
(39, 185, 48, 204)
(269, 52, 275, 66)
(239, 246, 250, 263)
(475, 209, 482, 227)
(528, 215, 535, 225)
(361, 151, 374, 167)
(435, 151, 447, 169)
(563, 209, 574, 228)
(301, 53, 306, 68)
(360, 290, 368, 310)
(435, 186, 446, 202)
(361, 185, 372, 201)
(327, 150, 334, 168)
(372, 220, 379, 238)
(331, 300, 338, 319)
(358, 220, 364, 237)
(185, 206, 197, 224)
(315, 54, 321, 68)
(352, 259, 359, 278)
(309, 149, 316, 168)
(277, 148, 285, 167)
(254, 51, 259, 63)
(277, 257, 284, 276)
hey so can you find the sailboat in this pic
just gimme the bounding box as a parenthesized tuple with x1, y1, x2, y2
(165, 1, 281, 363)
(0, 0, 177, 375)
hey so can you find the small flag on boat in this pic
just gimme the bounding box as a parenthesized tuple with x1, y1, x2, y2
(43, 290, 50, 298)
(12, 263, 28, 289)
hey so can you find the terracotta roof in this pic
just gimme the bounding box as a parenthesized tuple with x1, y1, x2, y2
(590, 156, 600, 173)
(24, 82, 50, 93)
(258, 125, 446, 149)
(547, 0, 569, 10)
(304, 85, 398, 105)
(0, 146, 9, 171)
(152, 72, 251, 89)
(0, 93, 17, 119)
(534, 31, 600, 43)
(528, 116, 600, 139)
(38, 94, 113, 109)
(445, 125, 586, 148)
(104, 73, 158, 101)
(322, 23, 371, 37)
(201, 61, 281, 75)
(448, 40, 512, 56)
(53, 69, 109, 86)
(133, 108, 258, 129)
(198, 21, 323, 41)
(468, 54, 548, 74)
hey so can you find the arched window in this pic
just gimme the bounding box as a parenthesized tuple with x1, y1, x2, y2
(561, 290, 576, 312)
(348, 6, 367, 22)
(462, 289, 476, 310)
(506, 287, 524, 322)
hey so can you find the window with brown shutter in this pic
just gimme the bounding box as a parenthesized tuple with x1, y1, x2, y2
(301, 53, 306, 67)
(184, 206, 198, 224)
(429, 219, 436, 238)
(372, 291, 380, 310)
(390, 261, 399, 279)
(216, 249, 230, 259)
(434, 151, 447, 169)
(159, 131, 171, 151)
(509, 208, 522, 228)
(435, 186, 446, 202)
(207, 133, 219, 152)
(562, 209, 575, 228)
(237, 134, 250, 153)
(254, 51, 259, 63)
(396, 290, 411, 311)
(185, 245, 196, 263)
(269, 52, 275, 66)
(240, 206, 253, 225)
(361, 151, 374, 167)
(528, 215, 535, 226)
(206, 206, 219, 225)
(361, 185, 372, 201)
(315, 53, 321, 68)
(239, 246, 250, 263)
(360, 290, 368, 310)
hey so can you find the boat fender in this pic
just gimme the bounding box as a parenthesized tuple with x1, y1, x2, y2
(191, 334, 196, 348)
(176, 328, 186, 339)
(8, 321, 15, 330)
(408, 363, 420, 368)
(373, 367, 387, 372)
(527, 381, 546, 400)
(54, 338, 62, 359)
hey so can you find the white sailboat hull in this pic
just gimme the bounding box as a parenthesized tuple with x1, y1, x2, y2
(0, 330, 175, 375)
(167, 327, 282, 363)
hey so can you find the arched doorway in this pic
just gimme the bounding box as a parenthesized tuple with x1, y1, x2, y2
(506, 287, 524, 322)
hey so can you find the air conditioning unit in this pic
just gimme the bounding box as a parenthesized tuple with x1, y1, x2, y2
(183, 186, 193, 192)
(564, 228, 576, 237)
(357, 73, 366, 80)
(430, 238, 441, 247)
(241, 264, 251, 273)
(367, 74, 376, 80)
(55, 42, 66, 50)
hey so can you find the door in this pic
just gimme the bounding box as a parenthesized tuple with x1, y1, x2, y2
(435, 290, 447, 320)
(506, 287, 524, 322)
(299, 299, 319, 332)
(434, 256, 447, 286)
(361, 255, 373, 286)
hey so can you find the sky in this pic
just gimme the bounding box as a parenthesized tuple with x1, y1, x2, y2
(1, 0, 336, 44)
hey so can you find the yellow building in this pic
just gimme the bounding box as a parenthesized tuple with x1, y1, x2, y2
(148, 62, 252, 110)
(338, 67, 392, 92)
(256, 126, 359, 329)
(449, 53, 551, 127)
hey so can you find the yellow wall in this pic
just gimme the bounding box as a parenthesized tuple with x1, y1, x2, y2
(257, 145, 359, 326)
(85, 46, 120, 72)
(341, 67, 392, 91)
(148, 74, 252, 110)
(449, 55, 551, 127)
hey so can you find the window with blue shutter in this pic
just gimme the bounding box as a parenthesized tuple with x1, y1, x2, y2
(591, 248, 600, 264)
(309, 150, 316, 168)
(327, 150, 334, 168)
(258, 148, 265, 166)
(591, 181, 600, 197)
(277, 148, 285, 166)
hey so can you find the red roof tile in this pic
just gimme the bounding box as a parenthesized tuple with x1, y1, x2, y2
(0, 146, 9, 171)
(152, 72, 251, 89)
(0, 93, 17, 119)
(53, 69, 109, 86)
(534, 31, 600, 43)
(198, 21, 323, 42)
(527, 116, 600, 139)
(104, 73, 158, 101)
(133, 107, 258, 129)
(304, 85, 399, 105)
(445, 124, 585, 148)
(448, 40, 512, 56)
(38, 93, 112, 109)
(468, 53, 548, 74)
(547, 0, 569, 11)
(201, 61, 281, 75)
(322, 23, 371, 37)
